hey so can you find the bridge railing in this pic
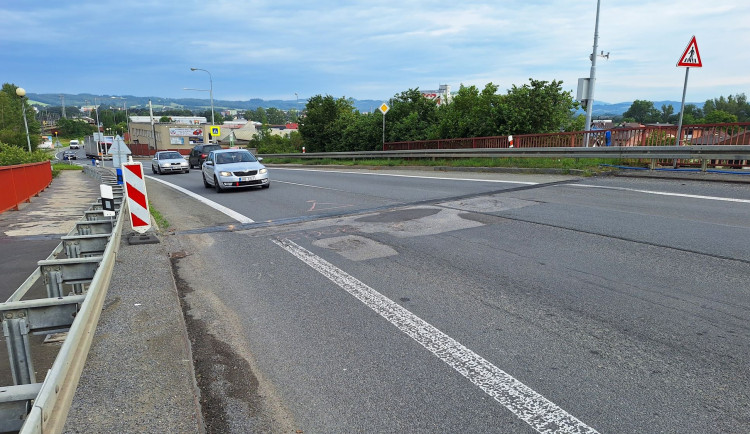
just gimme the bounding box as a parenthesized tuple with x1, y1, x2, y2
(1, 166, 125, 433)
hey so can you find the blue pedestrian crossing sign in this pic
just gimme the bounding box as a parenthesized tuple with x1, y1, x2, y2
(210, 126, 221, 137)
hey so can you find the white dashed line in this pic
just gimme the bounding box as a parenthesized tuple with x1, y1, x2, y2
(273, 237, 599, 434)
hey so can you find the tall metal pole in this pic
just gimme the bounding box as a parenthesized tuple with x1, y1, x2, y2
(149, 99, 158, 150)
(675, 67, 690, 146)
(94, 97, 102, 157)
(16, 88, 32, 152)
(191, 68, 214, 142)
(382, 114, 385, 148)
(584, 0, 602, 148)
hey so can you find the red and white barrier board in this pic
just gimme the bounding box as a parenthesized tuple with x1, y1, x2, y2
(122, 162, 151, 234)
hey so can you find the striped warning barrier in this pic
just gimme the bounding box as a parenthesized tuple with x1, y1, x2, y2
(122, 162, 151, 233)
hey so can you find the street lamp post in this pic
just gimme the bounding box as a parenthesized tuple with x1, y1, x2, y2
(190, 68, 214, 142)
(112, 96, 127, 138)
(294, 92, 299, 122)
(93, 97, 102, 157)
(15, 87, 32, 152)
(583, 0, 603, 148)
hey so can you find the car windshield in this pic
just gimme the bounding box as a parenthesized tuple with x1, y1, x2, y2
(216, 152, 256, 164)
(160, 152, 182, 160)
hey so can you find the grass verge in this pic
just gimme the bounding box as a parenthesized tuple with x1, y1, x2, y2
(51, 162, 83, 177)
(148, 201, 170, 230)
(261, 157, 647, 173)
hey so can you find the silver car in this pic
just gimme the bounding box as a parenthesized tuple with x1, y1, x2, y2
(152, 151, 189, 174)
(202, 149, 269, 192)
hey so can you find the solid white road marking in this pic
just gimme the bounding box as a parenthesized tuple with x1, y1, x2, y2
(145, 175, 255, 223)
(573, 184, 750, 204)
(272, 167, 539, 185)
(273, 238, 599, 434)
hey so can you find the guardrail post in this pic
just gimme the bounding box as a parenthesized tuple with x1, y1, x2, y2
(3, 317, 36, 385)
(701, 159, 707, 172)
(44, 269, 65, 298)
(649, 159, 657, 170)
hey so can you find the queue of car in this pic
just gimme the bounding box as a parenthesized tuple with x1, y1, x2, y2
(59, 139, 269, 192)
(149, 144, 269, 192)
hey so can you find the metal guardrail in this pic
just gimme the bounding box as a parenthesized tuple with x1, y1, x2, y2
(0, 166, 125, 433)
(262, 145, 750, 171)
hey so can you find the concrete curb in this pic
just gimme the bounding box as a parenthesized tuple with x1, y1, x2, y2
(63, 223, 204, 433)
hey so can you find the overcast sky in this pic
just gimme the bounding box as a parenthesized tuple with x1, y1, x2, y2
(2, 1, 748, 105)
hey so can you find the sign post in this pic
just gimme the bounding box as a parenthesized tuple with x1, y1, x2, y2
(675, 36, 702, 146)
(378, 103, 390, 149)
(99, 184, 116, 218)
(122, 162, 151, 234)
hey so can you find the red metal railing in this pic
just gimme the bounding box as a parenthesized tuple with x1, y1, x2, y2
(384, 123, 750, 168)
(0, 161, 53, 214)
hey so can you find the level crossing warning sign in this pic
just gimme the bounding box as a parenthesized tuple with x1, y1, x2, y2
(677, 35, 702, 67)
(122, 162, 151, 234)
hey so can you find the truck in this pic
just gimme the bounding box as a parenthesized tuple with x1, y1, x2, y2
(84, 134, 113, 160)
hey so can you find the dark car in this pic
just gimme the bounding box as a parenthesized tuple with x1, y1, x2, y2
(188, 144, 222, 169)
(62, 150, 77, 160)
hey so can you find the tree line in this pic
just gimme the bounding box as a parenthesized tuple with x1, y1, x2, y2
(622, 94, 750, 125)
(3, 79, 749, 153)
(298, 79, 582, 153)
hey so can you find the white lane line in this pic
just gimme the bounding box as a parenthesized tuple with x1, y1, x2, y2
(573, 184, 750, 204)
(273, 238, 599, 434)
(273, 180, 352, 192)
(145, 175, 254, 223)
(272, 167, 538, 185)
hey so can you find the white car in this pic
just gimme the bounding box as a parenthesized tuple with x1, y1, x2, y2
(69, 139, 80, 149)
(151, 151, 189, 174)
(202, 149, 269, 192)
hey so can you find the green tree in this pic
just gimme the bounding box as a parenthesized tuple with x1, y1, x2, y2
(266, 107, 287, 125)
(703, 109, 738, 124)
(386, 88, 438, 142)
(660, 104, 675, 123)
(681, 104, 704, 125)
(703, 94, 749, 122)
(622, 100, 660, 124)
(340, 112, 381, 151)
(501, 79, 578, 134)
(0, 83, 41, 150)
(245, 108, 267, 123)
(56, 118, 96, 138)
(433, 83, 504, 139)
(298, 95, 356, 152)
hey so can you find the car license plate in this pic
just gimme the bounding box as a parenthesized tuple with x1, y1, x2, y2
(240, 176, 253, 181)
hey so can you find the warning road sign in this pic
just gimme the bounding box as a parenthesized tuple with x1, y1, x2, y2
(122, 162, 151, 234)
(677, 36, 702, 67)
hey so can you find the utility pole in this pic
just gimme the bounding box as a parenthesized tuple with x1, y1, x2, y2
(60, 94, 67, 119)
(583, 0, 602, 147)
(149, 99, 158, 150)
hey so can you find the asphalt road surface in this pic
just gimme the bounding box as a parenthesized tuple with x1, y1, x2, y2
(144, 166, 749, 433)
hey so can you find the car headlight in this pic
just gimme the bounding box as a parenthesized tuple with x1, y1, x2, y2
(161, 163, 170, 167)
(259, 168, 267, 174)
(219, 171, 233, 177)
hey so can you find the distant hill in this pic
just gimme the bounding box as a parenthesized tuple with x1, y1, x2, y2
(585, 100, 705, 117)
(26, 92, 383, 114)
(27, 92, 703, 117)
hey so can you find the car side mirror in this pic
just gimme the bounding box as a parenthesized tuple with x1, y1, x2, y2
(205, 161, 213, 166)
(257, 157, 263, 162)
